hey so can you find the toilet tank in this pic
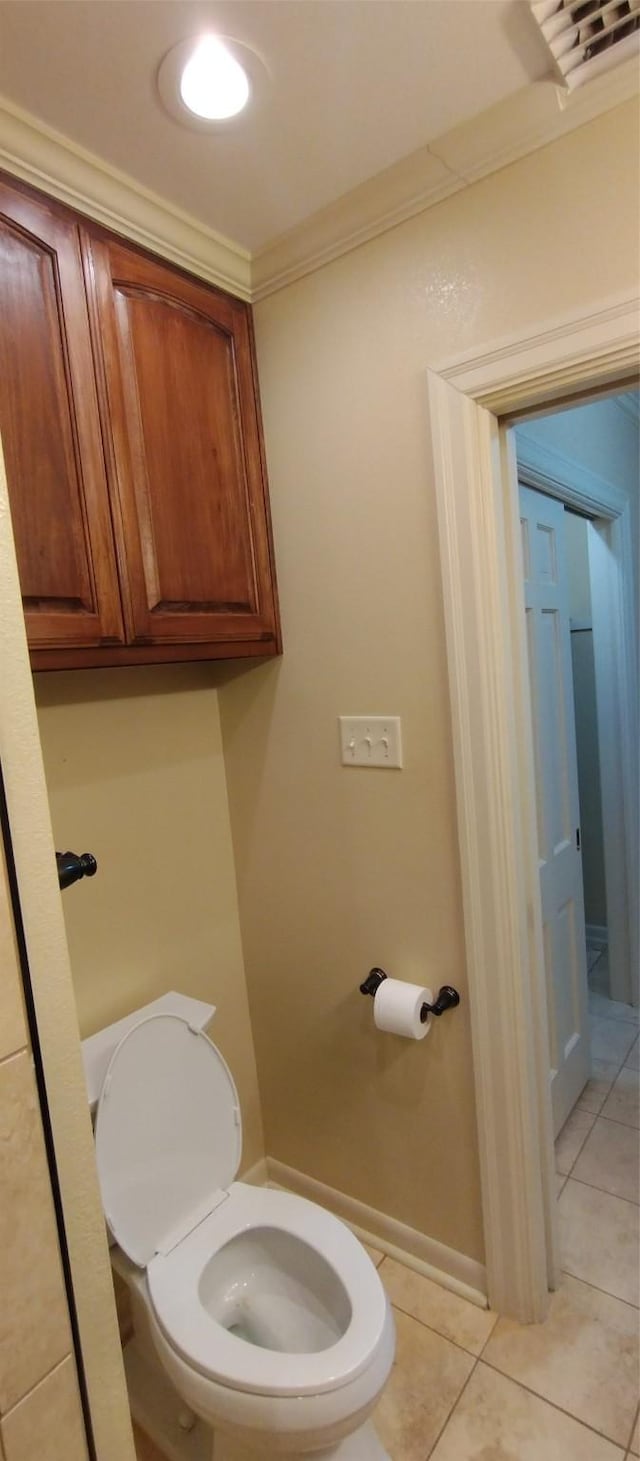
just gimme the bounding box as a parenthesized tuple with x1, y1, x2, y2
(81, 991, 215, 1113)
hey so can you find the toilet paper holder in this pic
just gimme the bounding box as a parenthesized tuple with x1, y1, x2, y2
(359, 968, 460, 1023)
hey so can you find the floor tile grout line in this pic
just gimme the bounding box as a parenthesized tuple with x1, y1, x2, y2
(387, 1262, 639, 1357)
(559, 1109, 598, 1182)
(590, 1045, 637, 1082)
(557, 1265, 640, 1312)
(586, 1059, 624, 1091)
(595, 1109, 640, 1133)
(592, 992, 631, 1011)
(590, 1021, 638, 1058)
(560, 1257, 640, 1308)
(576, 1100, 607, 1116)
(625, 1397, 640, 1454)
(576, 1034, 639, 1113)
(606, 1050, 640, 1079)
(617, 1052, 640, 1073)
(478, 1353, 638, 1450)
(591, 1014, 640, 1032)
(476, 1309, 501, 1360)
(559, 1104, 640, 1179)
(386, 1297, 496, 1360)
(560, 1166, 640, 1207)
(391, 1248, 638, 1459)
(424, 1352, 480, 1460)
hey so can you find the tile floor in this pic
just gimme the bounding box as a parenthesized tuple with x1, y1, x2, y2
(134, 953, 640, 1461)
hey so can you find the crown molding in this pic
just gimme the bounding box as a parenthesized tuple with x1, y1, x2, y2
(0, 56, 637, 308)
(0, 93, 252, 299)
(250, 146, 463, 301)
(252, 57, 640, 301)
(515, 425, 633, 517)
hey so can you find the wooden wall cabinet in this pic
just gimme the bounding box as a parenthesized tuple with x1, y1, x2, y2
(0, 174, 280, 669)
(0, 180, 125, 654)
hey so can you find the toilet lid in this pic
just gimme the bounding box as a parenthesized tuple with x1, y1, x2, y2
(95, 1014, 241, 1268)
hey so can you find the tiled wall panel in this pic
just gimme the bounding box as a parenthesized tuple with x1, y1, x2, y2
(0, 846, 88, 1456)
(1, 1357, 87, 1461)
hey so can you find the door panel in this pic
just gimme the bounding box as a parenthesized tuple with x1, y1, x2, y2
(519, 484, 589, 1136)
(117, 288, 255, 611)
(0, 182, 123, 648)
(90, 237, 279, 647)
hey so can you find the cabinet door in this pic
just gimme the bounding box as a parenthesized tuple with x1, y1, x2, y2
(88, 238, 279, 650)
(0, 181, 123, 650)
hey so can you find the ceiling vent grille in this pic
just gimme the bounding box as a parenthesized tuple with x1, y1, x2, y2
(530, 0, 640, 89)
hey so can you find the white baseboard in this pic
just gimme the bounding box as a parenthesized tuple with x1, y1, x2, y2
(586, 924, 608, 950)
(266, 1158, 487, 1309)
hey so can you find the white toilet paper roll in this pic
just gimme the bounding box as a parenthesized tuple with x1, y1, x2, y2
(373, 979, 433, 1039)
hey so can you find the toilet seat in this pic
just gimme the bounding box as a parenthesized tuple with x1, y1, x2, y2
(146, 1182, 389, 1398)
(95, 1012, 242, 1267)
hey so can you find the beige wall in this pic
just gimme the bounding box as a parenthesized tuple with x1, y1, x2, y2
(219, 99, 640, 1265)
(34, 665, 265, 1174)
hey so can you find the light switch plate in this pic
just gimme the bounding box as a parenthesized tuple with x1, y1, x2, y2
(339, 716, 403, 768)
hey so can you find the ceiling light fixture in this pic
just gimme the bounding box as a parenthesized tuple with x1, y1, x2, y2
(158, 34, 267, 132)
(180, 36, 249, 120)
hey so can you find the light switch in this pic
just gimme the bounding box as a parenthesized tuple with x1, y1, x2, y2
(339, 716, 403, 768)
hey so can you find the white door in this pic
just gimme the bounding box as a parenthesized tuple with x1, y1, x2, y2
(519, 484, 590, 1137)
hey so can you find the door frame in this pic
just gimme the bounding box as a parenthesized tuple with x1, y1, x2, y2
(515, 431, 638, 1008)
(0, 445, 136, 1459)
(427, 290, 639, 1322)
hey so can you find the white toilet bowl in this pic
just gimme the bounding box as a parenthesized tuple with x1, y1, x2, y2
(88, 1002, 395, 1459)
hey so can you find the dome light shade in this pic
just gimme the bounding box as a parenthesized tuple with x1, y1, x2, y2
(158, 34, 267, 132)
(179, 36, 250, 120)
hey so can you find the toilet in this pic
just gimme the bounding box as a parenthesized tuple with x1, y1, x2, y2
(83, 995, 395, 1460)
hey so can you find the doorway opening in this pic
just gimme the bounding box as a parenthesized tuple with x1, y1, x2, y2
(514, 390, 639, 1143)
(513, 392, 639, 1313)
(428, 295, 639, 1321)
(515, 393, 638, 1003)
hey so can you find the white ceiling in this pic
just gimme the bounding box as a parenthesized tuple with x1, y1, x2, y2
(0, 1, 552, 253)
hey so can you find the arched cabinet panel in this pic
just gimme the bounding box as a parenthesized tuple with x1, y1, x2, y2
(88, 240, 278, 649)
(0, 181, 123, 649)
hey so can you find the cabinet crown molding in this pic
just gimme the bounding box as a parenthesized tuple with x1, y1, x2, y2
(0, 92, 252, 300)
